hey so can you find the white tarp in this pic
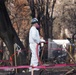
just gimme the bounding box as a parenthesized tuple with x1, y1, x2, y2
(48, 39, 70, 59)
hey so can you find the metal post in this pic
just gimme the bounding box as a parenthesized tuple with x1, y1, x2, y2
(14, 44, 17, 73)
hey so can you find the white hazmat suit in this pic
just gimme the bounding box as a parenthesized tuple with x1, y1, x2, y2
(29, 21, 40, 71)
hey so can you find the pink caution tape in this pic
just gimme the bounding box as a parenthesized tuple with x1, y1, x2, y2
(0, 64, 76, 70)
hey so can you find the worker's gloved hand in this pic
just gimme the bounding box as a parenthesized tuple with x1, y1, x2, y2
(38, 42, 41, 45)
(40, 41, 47, 44)
(45, 41, 48, 44)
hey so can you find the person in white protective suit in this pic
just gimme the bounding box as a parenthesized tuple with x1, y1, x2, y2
(29, 18, 40, 72)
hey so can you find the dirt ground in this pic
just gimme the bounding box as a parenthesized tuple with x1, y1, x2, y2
(0, 67, 76, 75)
(15, 69, 76, 75)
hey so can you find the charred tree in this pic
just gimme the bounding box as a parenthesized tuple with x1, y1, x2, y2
(49, 0, 56, 39)
(0, 0, 27, 72)
(29, 0, 35, 18)
(45, 0, 49, 40)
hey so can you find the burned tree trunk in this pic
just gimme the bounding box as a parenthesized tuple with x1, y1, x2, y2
(29, 0, 35, 18)
(0, 0, 27, 72)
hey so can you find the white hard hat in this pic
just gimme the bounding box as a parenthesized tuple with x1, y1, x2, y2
(31, 18, 38, 24)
